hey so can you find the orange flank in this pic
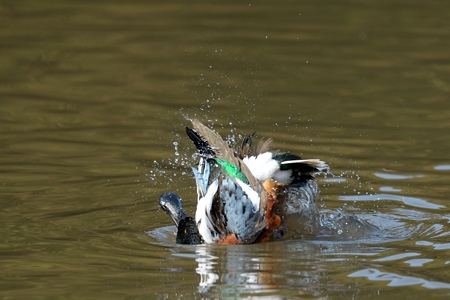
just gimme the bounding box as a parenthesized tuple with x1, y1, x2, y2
(252, 179, 287, 243)
(219, 233, 241, 245)
(262, 179, 285, 230)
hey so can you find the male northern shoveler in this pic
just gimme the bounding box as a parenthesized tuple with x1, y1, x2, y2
(159, 119, 329, 245)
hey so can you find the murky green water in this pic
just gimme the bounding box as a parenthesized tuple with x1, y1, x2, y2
(1, 0, 450, 299)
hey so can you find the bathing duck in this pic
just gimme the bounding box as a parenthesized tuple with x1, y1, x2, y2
(159, 119, 329, 244)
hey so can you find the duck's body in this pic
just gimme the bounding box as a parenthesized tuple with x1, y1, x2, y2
(159, 119, 329, 244)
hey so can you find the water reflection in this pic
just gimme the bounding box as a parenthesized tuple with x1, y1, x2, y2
(195, 247, 219, 293)
(193, 242, 324, 298)
(151, 218, 387, 298)
(166, 236, 396, 299)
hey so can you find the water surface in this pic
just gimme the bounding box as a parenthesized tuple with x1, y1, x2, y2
(1, 0, 450, 299)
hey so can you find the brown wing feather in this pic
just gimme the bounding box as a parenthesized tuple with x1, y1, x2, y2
(238, 132, 255, 158)
(191, 119, 267, 214)
(255, 138, 273, 155)
(191, 119, 259, 190)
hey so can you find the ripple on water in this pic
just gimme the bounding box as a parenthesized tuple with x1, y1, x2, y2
(374, 172, 425, 180)
(404, 259, 434, 267)
(373, 252, 420, 262)
(348, 268, 450, 289)
(339, 193, 445, 210)
(379, 186, 402, 192)
(434, 164, 450, 171)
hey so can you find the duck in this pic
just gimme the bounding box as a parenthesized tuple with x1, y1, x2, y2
(159, 119, 330, 245)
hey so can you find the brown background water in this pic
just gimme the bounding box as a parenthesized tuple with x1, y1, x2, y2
(1, 0, 450, 299)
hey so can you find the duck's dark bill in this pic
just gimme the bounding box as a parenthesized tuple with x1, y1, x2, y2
(159, 192, 188, 226)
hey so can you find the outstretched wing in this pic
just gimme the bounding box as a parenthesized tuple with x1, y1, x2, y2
(190, 119, 260, 189)
(189, 119, 267, 215)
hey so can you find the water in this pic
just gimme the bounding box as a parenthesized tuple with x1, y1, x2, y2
(1, 0, 450, 299)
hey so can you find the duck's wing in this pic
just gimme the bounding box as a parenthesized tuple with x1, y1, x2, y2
(190, 119, 258, 188)
(185, 125, 216, 159)
(189, 119, 267, 214)
(220, 177, 267, 244)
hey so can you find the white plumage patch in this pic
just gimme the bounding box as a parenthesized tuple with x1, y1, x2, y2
(243, 152, 294, 185)
(243, 152, 279, 182)
(195, 179, 219, 243)
(235, 178, 260, 211)
(272, 169, 292, 185)
(281, 158, 330, 174)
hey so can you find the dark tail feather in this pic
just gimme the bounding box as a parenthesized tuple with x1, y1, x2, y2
(186, 127, 216, 159)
